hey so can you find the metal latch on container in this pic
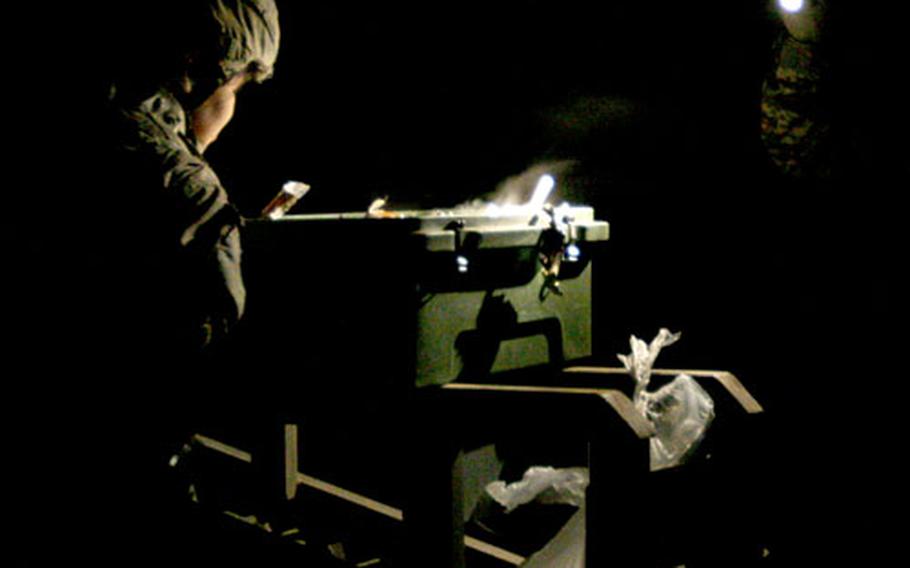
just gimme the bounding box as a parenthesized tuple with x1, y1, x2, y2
(538, 205, 574, 299)
(446, 219, 470, 274)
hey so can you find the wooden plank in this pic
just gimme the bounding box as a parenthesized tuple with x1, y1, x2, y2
(285, 424, 299, 500)
(464, 536, 525, 566)
(441, 383, 655, 438)
(297, 473, 525, 565)
(193, 433, 526, 566)
(193, 433, 252, 462)
(296, 472, 404, 522)
(563, 366, 764, 413)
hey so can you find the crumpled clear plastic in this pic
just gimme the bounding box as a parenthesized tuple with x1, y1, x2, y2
(486, 466, 589, 513)
(618, 328, 715, 471)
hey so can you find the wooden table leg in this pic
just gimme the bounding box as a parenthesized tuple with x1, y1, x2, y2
(284, 423, 299, 501)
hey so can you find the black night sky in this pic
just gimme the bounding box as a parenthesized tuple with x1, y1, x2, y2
(215, 1, 773, 211)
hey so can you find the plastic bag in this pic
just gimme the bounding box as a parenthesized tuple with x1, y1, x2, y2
(618, 329, 715, 471)
(486, 466, 589, 513)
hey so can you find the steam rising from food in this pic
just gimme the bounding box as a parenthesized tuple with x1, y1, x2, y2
(366, 161, 577, 219)
(483, 174, 556, 217)
(453, 161, 577, 217)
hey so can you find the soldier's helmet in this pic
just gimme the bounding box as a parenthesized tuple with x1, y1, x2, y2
(204, 0, 281, 85)
(103, 0, 279, 103)
(171, 0, 280, 109)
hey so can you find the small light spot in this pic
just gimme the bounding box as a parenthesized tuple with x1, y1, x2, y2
(779, 0, 804, 13)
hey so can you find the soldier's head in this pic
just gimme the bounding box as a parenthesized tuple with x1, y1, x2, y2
(173, 0, 280, 150)
(108, 1, 280, 150)
(174, 1, 280, 102)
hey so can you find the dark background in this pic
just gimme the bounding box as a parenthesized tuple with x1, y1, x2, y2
(7, 0, 904, 565)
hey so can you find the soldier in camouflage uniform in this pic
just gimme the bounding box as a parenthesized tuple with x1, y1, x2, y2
(46, 2, 283, 563)
(101, 0, 280, 354)
(757, 3, 902, 563)
(760, 0, 831, 180)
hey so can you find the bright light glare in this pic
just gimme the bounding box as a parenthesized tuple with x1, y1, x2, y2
(484, 203, 501, 217)
(552, 202, 574, 222)
(778, 0, 804, 13)
(482, 174, 558, 217)
(565, 244, 581, 260)
(528, 175, 556, 209)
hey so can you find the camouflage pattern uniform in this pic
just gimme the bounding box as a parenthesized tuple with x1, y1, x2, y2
(102, 0, 279, 352)
(760, 32, 832, 179)
(757, 8, 902, 563)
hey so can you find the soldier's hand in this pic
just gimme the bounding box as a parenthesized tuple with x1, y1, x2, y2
(776, 0, 826, 43)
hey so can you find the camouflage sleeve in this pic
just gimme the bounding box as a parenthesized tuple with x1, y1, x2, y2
(760, 33, 832, 179)
(121, 100, 246, 346)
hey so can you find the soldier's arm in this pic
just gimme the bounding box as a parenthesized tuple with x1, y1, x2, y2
(163, 150, 247, 345)
(120, 103, 247, 348)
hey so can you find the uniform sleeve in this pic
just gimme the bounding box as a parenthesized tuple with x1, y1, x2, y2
(125, 107, 247, 347)
(166, 146, 246, 336)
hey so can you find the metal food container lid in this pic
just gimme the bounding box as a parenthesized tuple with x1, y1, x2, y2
(252, 206, 609, 253)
